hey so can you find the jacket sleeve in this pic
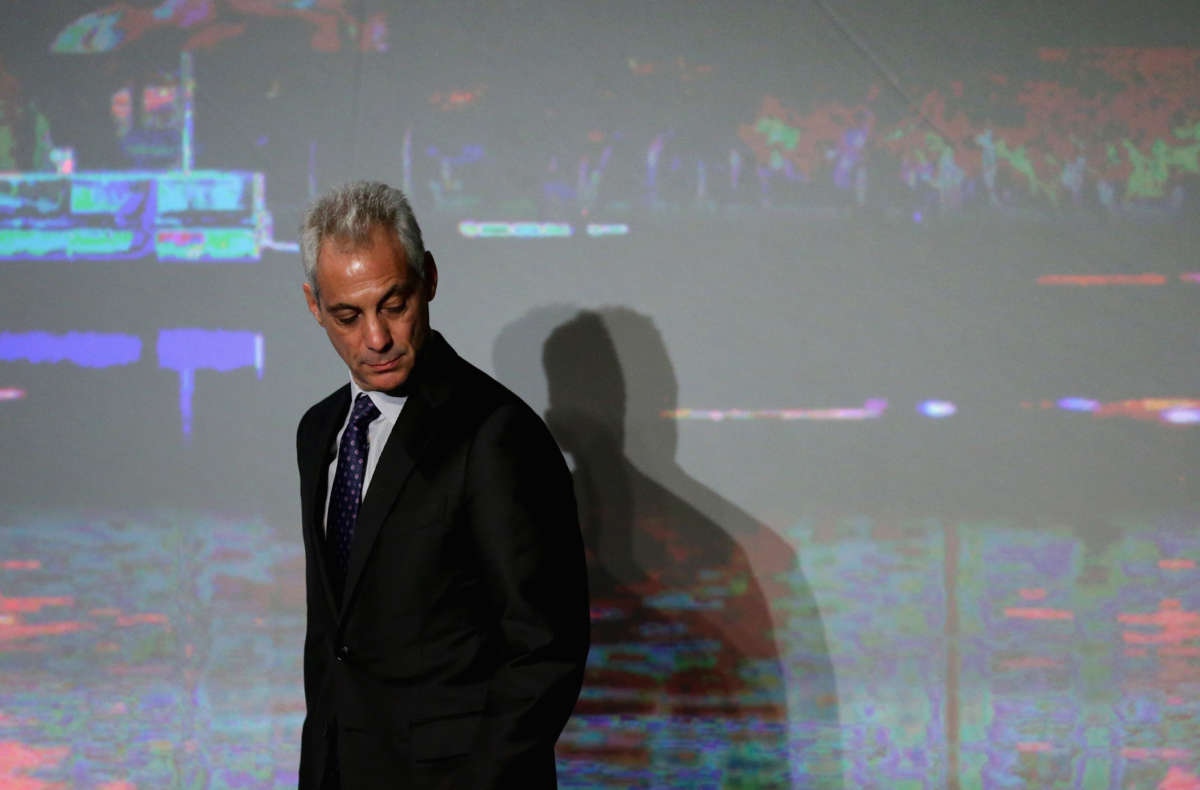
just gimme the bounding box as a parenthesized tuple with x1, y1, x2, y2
(464, 400, 590, 787)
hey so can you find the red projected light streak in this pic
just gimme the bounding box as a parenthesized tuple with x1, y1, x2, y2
(0, 743, 69, 790)
(1119, 599, 1200, 646)
(1003, 607, 1074, 620)
(1038, 273, 1200, 286)
(1022, 398, 1200, 425)
(1038, 273, 1166, 286)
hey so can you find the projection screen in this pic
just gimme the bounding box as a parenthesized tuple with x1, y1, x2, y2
(1, 2, 1198, 787)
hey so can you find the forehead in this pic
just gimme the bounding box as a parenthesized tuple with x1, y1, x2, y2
(315, 225, 411, 291)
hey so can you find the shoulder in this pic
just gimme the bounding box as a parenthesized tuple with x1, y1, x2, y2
(424, 333, 522, 419)
(453, 351, 545, 429)
(458, 363, 567, 482)
(425, 344, 558, 462)
(299, 384, 349, 428)
(296, 384, 349, 450)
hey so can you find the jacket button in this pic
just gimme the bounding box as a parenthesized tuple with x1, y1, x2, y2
(336, 645, 350, 662)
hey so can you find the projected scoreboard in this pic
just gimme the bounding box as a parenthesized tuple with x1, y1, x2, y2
(0, 170, 273, 262)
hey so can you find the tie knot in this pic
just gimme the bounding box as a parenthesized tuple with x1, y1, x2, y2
(350, 392, 380, 427)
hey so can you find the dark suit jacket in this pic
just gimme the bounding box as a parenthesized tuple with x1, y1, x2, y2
(295, 331, 589, 789)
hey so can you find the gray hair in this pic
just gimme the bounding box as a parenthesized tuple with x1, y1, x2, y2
(300, 181, 426, 302)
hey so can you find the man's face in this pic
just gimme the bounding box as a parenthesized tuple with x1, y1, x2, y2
(304, 225, 438, 393)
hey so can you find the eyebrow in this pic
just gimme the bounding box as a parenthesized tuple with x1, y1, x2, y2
(376, 284, 413, 308)
(325, 283, 414, 314)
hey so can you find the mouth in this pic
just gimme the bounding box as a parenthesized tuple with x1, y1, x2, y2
(365, 357, 402, 372)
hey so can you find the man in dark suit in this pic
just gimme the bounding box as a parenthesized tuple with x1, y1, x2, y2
(294, 181, 589, 789)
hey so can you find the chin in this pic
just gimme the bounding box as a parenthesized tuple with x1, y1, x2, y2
(360, 369, 410, 392)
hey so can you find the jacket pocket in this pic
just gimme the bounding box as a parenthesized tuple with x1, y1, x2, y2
(403, 495, 449, 533)
(410, 709, 483, 762)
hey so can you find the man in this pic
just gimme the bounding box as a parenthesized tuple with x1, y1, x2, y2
(295, 181, 589, 789)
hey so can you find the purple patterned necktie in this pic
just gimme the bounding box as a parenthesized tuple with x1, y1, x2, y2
(327, 392, 381, 589)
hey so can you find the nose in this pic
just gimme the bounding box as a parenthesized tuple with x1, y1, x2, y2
(363, 314, 392, 353)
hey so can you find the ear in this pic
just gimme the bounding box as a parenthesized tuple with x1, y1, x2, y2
(303, 283, 324, 326)
(423, 252, 438, 303)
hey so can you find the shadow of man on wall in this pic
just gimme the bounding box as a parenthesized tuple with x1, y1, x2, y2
(495, 306, 843, 789)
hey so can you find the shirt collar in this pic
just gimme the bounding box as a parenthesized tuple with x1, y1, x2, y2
(348, 379, 407, 424)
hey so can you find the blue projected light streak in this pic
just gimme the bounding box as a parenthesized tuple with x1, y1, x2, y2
(0, 330, 266, 439)
(1162, 407, 1200, 424)
(156, 329, 264, 440)
(1057, 397, 1099, 412)
(585, 223, 631, 237)
(457, 221, 573, 238)
(455, 221, 632, 238)
(919, 400, 958, 418)
(0, 331, 142, 367)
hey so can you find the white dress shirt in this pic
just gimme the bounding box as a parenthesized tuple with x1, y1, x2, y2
(323, 381, 407, 535)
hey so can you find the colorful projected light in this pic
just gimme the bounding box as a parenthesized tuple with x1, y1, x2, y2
(664, 399, 888, 421)
(457, 221, 573, 239)
(0, 331, 142, 367)
(585, 223, 631, 237)
(156, 329, 264, 440)
(0, 171, 272, 262)
(919, 400, 958, 418)
(1023, 397, 1200, 426)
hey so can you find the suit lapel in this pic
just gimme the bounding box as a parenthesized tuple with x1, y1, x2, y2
(339, 332, 458, 619)
(301, 385, 350, 618)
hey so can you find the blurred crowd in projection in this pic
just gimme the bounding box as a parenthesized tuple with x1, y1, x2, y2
(419, 46, 1200, 223)
(47, 0, 388, 55)
(739, 49, 1200, 221)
